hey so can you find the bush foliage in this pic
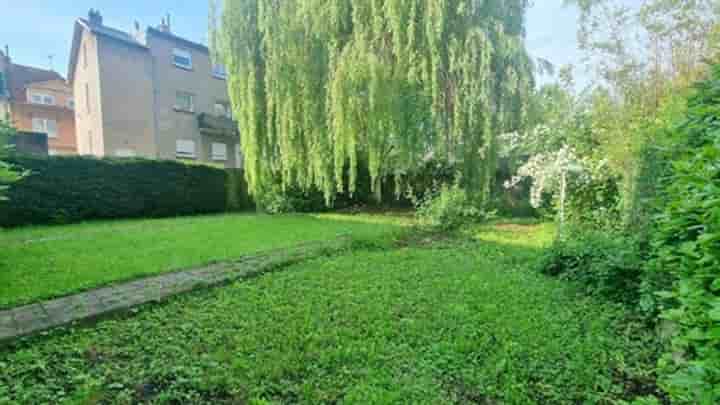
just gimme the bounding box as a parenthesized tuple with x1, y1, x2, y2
(537, 227, 646, 305)
(415, 182, 493, 231)
(648, 65, 720, 403)
(0, 156, 240, 227)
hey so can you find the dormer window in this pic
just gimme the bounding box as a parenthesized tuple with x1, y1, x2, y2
(212, 64, 227, 80)
(172, 48, 192, 70)
(29, 92, 55, 106)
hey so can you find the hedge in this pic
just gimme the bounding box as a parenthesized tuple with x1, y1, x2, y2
(0, 156, 252, 227)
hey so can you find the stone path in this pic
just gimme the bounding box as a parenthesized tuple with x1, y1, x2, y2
(0, 239, 345, 343)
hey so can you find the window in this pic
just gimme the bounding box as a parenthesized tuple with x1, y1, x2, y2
(83, 43, 88, 69)
(211, 142, 227, 161)
(212, 63, 227, 79)
(0, 72, 6, 96)
(176, 140, 196, 158)
(235, 145, 243, 168)
(85, 83, 91, 113)
(30, 92, 55, 105)
(67, 98, 75, 110)
(172, 48, 192, 69)
(175, 91, 194, 113)
(32, 118, 58, 138)
(114, 149, 136, 158)
(214, 102, 232, 119)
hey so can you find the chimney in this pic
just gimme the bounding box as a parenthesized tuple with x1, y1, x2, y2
(158, 13, 171, 33)
(158, 21, 170, 33)
(88, 9, 103, 26)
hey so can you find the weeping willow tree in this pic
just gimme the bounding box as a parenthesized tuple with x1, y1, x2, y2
(211, 0, 534, 205)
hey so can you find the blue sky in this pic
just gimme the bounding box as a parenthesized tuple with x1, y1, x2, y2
(1, 0, 588, 86)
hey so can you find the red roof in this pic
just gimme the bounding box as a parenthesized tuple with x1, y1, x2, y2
(7, 64, 64, 103)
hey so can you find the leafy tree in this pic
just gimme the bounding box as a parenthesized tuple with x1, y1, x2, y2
(211, 0, 535, 205)
(560, 0, 719, 229)
(0, 120, 21, 199)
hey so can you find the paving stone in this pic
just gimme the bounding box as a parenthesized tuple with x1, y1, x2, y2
(43, 294, 106, 326)
(0, 313, 17, 340)
(12, 304, 47, 322)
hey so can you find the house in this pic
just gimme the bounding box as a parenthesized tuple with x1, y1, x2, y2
(0, 47, 77, 155)
(0, 48, 10, 120)
(68, 10, 241, 168)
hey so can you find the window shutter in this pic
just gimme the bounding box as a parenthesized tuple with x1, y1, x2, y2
(211, 143, 227, 161)
(176, 140, 196, 158)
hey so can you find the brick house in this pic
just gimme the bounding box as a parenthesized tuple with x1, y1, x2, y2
(0, 48, 77, 155)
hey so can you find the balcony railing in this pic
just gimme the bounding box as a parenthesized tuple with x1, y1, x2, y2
(197, 113, 238, 138)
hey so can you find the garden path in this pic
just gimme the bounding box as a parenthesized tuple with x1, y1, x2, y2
(0, 239, 341, 343)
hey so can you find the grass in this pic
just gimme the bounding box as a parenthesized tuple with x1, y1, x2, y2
(0, 221, 661, 404)
(0, 213, 409, 309)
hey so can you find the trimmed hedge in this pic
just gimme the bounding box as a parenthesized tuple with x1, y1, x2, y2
(0, 156, 242, 227)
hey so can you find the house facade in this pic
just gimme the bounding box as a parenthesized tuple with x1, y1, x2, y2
(0, 48, 77, 155)
(68, 10, 241, 167)
(0, 49, 10, 120)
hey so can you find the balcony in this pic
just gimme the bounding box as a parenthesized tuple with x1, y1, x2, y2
(197, 113, 238, 138)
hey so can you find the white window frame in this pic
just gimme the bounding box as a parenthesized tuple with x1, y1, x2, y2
(212, 63, 227, 79)
(32, 118, 58, 138)
(175, 91, 195, 113)
(172, 48, 192, 70)
(211, 142, 227, 161)
(29, 92, 55, 106)
(114, 148, 136, 158)
(176, 140, 196, 159)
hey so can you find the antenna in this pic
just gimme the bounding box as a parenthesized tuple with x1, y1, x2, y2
(48, 54, 55, 71)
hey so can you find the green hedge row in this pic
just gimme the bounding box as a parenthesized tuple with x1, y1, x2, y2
(0, 156, 253, 227)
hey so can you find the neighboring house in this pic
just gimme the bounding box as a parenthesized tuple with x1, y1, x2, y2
(0, 48, 10, 121)
(0, 48, 77, 156)
(68, 10, 241, 168)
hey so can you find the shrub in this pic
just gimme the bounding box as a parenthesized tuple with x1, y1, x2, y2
(647, 64, 720, 404)
(537, 227, 646, 305)
(415, 183, 493, 231)
(0, 156, 229, 227)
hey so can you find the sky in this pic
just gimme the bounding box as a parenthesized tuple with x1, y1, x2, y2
(0, 0, 590, 87)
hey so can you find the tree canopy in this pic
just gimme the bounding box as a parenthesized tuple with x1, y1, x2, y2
(211, 0, 535, 204)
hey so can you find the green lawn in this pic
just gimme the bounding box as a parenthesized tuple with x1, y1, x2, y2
(0, 222, 660, 404)
(0, 213, 409, 309)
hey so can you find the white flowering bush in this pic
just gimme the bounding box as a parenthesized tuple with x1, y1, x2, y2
(505, 145, 585, 208)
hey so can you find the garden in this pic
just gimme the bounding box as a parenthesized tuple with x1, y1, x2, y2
(1, 1, 720, 404)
